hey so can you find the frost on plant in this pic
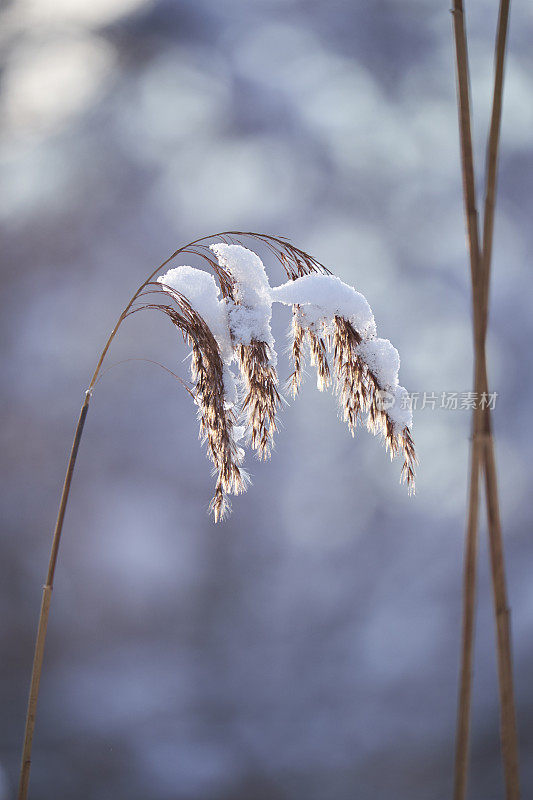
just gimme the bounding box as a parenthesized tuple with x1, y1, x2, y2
(154, 238, 416, 519)
(210, 243, 280, 461)
(273, 272, 416, 491)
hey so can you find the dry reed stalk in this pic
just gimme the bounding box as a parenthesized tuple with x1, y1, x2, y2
(451, 5, 484, 796)
(479, 0, 519, 782)
(17, 231, 332, 800)
(451, 2, 519, 799)
(454, 435, 481, 800)
(481, 0, 511, 336)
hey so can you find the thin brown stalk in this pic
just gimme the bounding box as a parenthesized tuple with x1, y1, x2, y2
(481, 0, 511, 338)
(18, 392, 91, 800)
(480, 2, 519, 790)
(453, 0, 483, 764)
(475, 360, 520, 800)
(451, 7, 484, 793)
(453, 422, 481, 800)
(451, 1, 519, 798)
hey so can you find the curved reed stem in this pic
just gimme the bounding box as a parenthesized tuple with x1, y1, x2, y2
(18, 393, 90, 800)
(17, 231, 329, 799)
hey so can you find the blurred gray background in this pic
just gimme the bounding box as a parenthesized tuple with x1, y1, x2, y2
(1, 0, 532, 798)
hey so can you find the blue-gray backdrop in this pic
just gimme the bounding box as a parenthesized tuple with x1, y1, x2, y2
(1, 0, 532, 797)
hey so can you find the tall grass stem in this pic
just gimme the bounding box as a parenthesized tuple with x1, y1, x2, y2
(451, 1, 519, 797)
(18, 393, 91, 800)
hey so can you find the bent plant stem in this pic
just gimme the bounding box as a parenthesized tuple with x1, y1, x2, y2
(18, 392, 91, 800)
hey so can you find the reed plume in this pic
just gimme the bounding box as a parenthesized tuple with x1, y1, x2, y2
(135, 289, 248, 521)
(277, 278, 417, 492)
(333, 316, 416, 492)
(288, 306, 306, 398)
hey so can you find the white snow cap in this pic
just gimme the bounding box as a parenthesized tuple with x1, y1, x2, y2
(358, 338, 400, 389)
(388, 385, 413, 431)
(210, 243, 277, 364)
(272, 273, 377, 339)
(210, 243, 271, 308)
(157, 265, 233, 362)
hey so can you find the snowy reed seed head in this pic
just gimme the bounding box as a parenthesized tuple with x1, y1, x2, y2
(136, 285, 247, 521)
(145, 232, 415, 518)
